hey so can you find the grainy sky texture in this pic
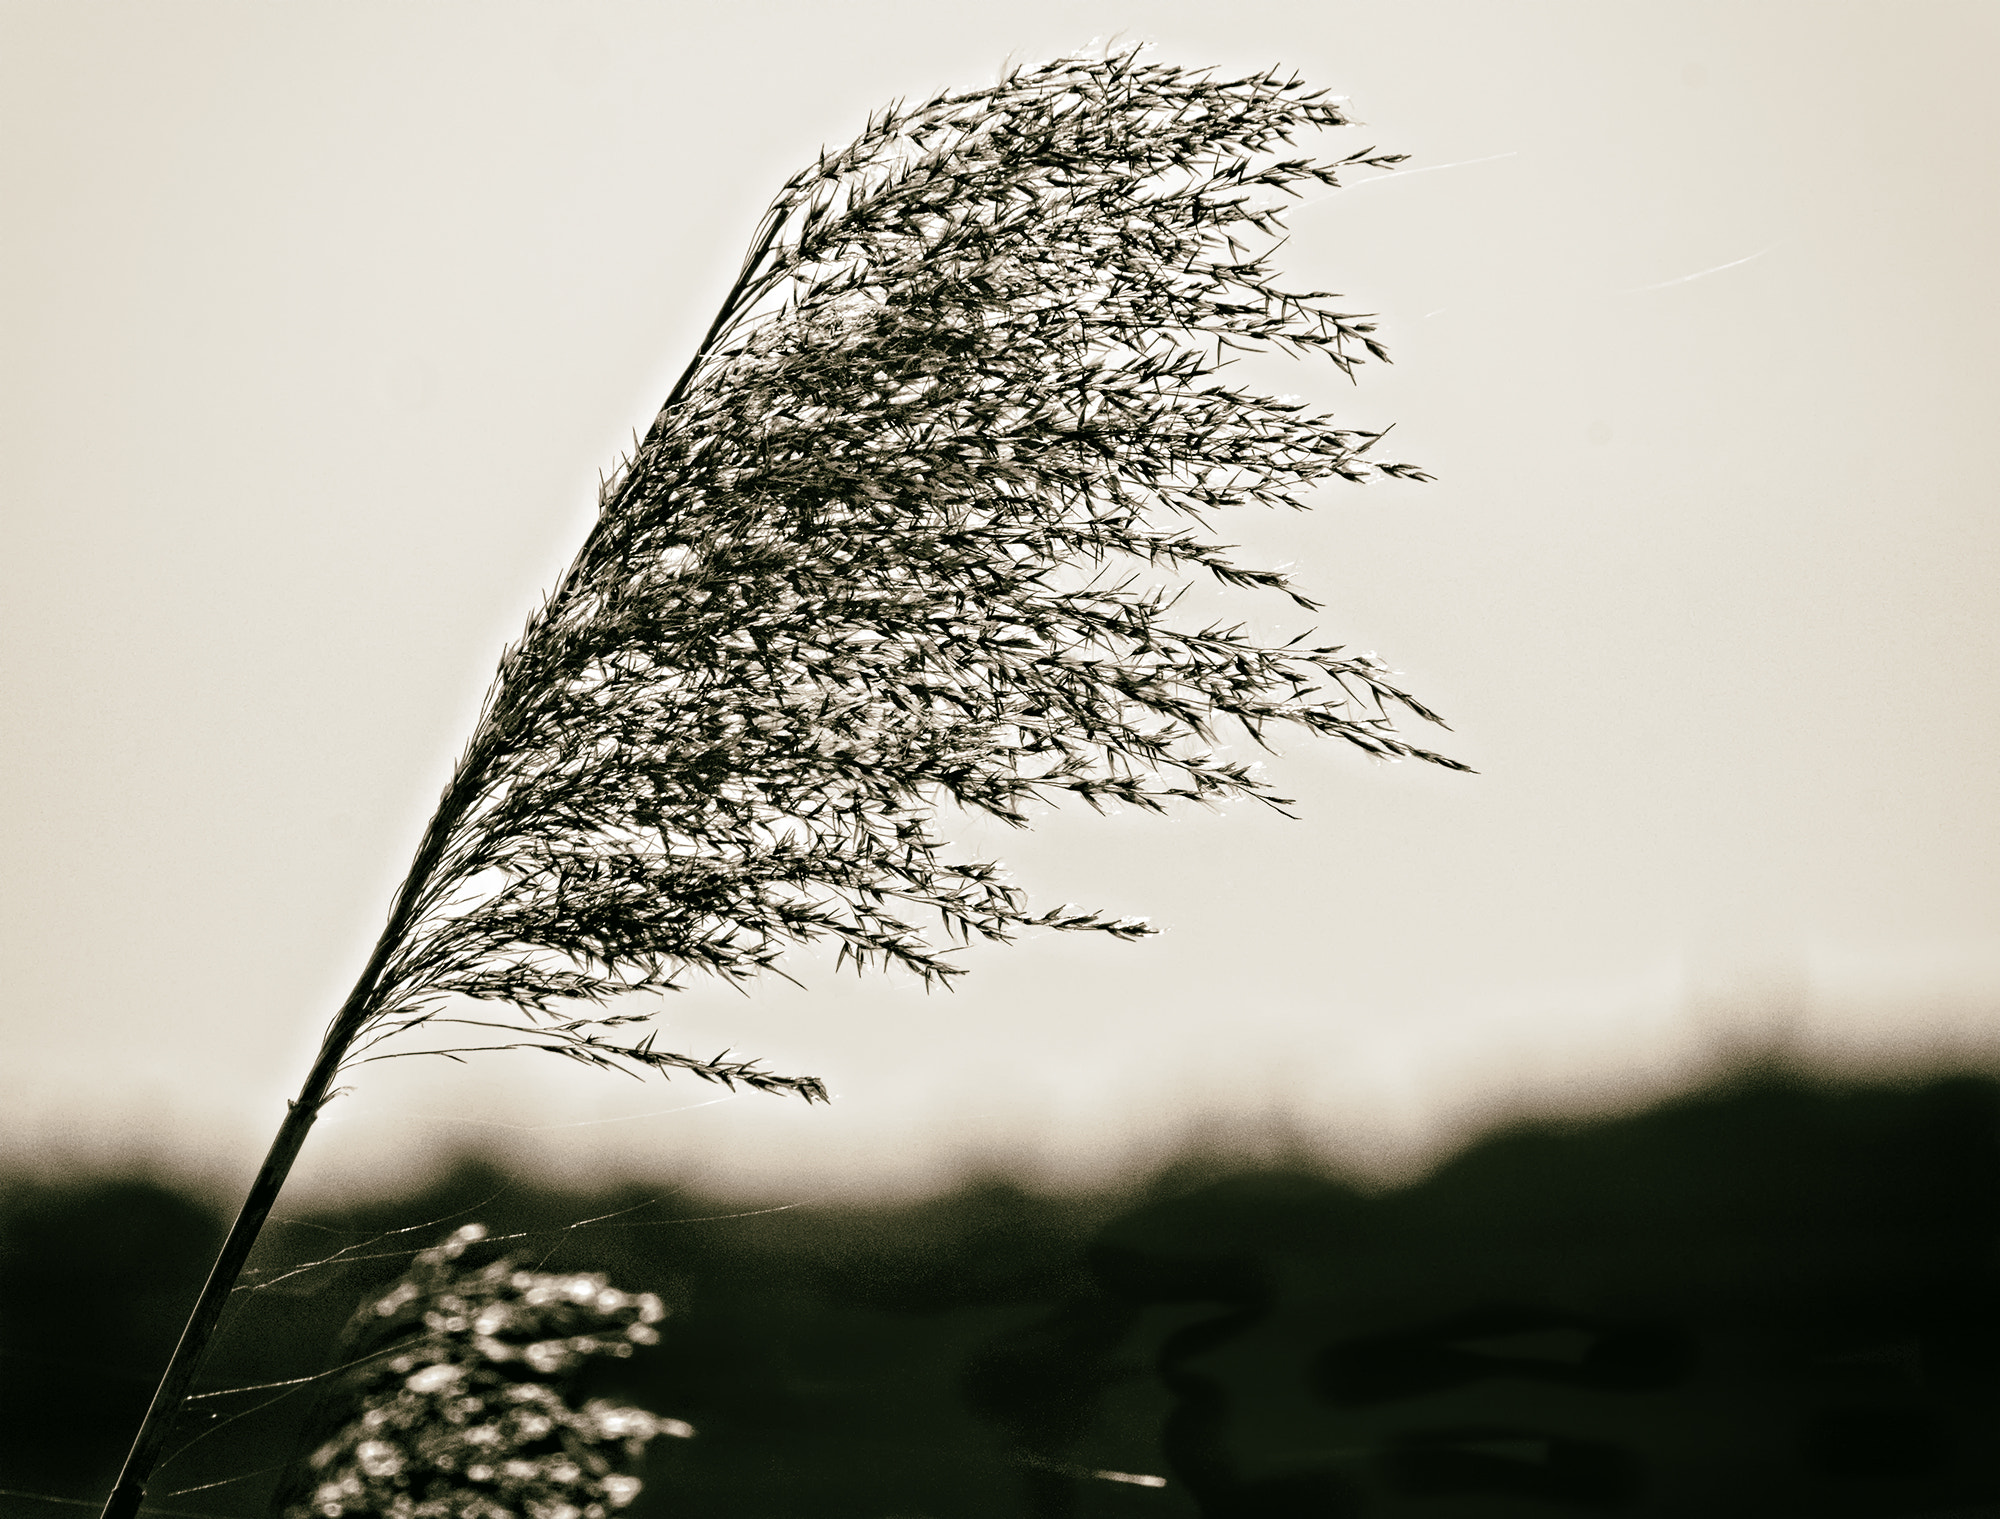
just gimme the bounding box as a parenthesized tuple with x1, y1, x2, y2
(3, 2, 1996, 1203)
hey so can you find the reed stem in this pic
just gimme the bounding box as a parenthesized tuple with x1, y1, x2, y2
(98, 758, 493, 1517)
(99, 1068, 335, 1519)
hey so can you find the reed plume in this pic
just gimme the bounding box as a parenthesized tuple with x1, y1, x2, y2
(103, 47, 1466, 1516)
(274, 1225, 683, 1519)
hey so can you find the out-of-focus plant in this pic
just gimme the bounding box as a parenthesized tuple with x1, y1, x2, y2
(281, 1225, 689, 1519)
(105, 45, 1467, 1514)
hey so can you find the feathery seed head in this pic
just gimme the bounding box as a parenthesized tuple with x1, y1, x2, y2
(339, 48, 1463, 1097)
(283, 1233, 680, 1519)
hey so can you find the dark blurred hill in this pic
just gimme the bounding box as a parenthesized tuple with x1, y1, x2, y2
(3, 1065, 1998, 1518)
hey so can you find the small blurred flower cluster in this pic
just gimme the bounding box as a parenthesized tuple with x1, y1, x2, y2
(287, 1224, 691, 1519)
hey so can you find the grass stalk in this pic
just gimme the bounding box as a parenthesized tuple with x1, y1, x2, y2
(98, 47, 1464, 1513)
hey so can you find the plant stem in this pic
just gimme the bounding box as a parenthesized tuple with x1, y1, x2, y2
(98, 753, 496, 1517)
(98, 1053, 340, 1519)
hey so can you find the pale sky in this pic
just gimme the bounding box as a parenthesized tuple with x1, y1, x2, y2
(3, 2, 1996, 1204)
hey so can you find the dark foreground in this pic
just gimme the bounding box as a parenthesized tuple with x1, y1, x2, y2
(4, 1065, 1998, 1518)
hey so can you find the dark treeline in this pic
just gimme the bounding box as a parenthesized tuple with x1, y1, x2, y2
(4, 1064, 1999, 1518)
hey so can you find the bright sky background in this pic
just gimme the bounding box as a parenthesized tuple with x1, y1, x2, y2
(4, 2, 1997, 1205)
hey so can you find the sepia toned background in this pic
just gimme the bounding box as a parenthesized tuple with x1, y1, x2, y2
(3, 1, 1997, 1207)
